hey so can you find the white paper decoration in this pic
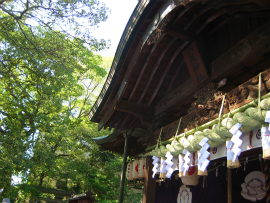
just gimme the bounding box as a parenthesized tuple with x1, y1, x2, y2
(132, 160, 139, 179)
(138, 158, 146, 178)
(152, 156, 160, 178)
(126, 162, 133, 180)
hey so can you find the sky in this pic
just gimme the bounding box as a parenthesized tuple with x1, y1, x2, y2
(94, 0, 139, 56)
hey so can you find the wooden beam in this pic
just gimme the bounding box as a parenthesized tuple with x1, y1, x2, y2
(107, 111, 122, 131)
(196, 5, 265, 35)
(211, 20, 270, 81)
(113, 113, 127, 131)
(156, 21, 270, 116)
(138, 38, 177, 103)
(128, 34, 165, 101)
(155, 79, 196, 116)
(208, 11, 270, 35)
(250, 0, 270, 9)
(115, 100, 154, 117)
(152, 69, 270, 146)
(118, 114, 132, 132)
(164, 61, 184, 95)
(173, 2, 200, 24)
(98, 39, 144, 130)
(164, 23, 196, 42)
(183, 41, 209, 87)
(184, 0, 251, 31)
(143, 156, 156, 203)
(147, 42, 188, 106)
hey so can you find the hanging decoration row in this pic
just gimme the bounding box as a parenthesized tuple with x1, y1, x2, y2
(147, 73, 270, 175)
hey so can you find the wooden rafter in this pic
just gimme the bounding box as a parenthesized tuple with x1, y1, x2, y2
(164, 23, 196, 41)
(115, 100, 154, 117)
(147, 42, 189, 106)
(184, 0, 251, 31)
(137, 37, 177, 103)
(155, 20, 270, 116)
(107, 111, 122, 131)
(172, 2, 200, 24)
(98, 39, 144, 130)
(128, 34, 165, 101)
(211, 20, 270, 80)
(164, 61, 185, 96)
(196, 5, 266, 34)
(114, 113, 129, 131)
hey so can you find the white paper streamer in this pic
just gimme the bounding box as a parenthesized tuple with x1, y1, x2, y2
(160, 157, 167, 173)
(226, 140, 234, 160)
(265, 110, 270, 130)
(179, 155, 185, 172)
(152, 156, 160, 178)
(230, 123, 243, 162)
(261, 127, 270, 150)
(165, 152, 174, 178)
(198, 137, 210, 172)
(183, 149, 191, 176)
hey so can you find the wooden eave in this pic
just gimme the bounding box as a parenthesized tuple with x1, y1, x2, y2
(89, 0, 270, 157)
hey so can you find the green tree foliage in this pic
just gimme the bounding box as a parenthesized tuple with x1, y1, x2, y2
(0, 0, 109, 52)
(0, 1, 142, 202)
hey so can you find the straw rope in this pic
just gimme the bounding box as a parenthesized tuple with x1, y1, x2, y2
(227, 168, 232, 203)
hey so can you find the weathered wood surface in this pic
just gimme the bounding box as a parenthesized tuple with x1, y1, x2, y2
(155, 79, 196, 116)
(128, 34, 165, 101)
(153, 69, 270, 142)
(211, 20, 270, 81)
(115, 100, 154, 117)
(183, 41, 209, 87)
(155, 21, 270, 116)
(138, 37, 177, 104)
(143, 156, 156, 203)
(147, 41, 188, 106)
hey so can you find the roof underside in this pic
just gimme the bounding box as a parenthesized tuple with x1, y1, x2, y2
(89, 0, 270, 157)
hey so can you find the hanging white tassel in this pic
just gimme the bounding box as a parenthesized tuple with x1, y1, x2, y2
(198, 137, 210, 173)
(183, 149, 191, 176)
(165, 152, 174, 178)
(229, 123, 243, 162)
(179, 154, 185, 177)
(265, 111, 270, 130)
(152, 156, 160, 178)
(261, 127, 270, 159)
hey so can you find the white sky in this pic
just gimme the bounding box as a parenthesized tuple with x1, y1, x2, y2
(94, 0, 139, 56)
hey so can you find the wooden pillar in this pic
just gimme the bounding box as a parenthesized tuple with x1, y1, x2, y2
(227, 168, 232, 203)
(143, 156, 156, 203)
(264, 159, 270, 203)
(118, 134, 129, 203)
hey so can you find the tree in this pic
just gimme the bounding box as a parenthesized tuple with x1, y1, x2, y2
(0, 0, 109, 52)
(0, 1, 142, 202)
(0, 24, 109, 201)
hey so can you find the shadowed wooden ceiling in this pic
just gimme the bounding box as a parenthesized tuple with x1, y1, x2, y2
(90, 0, 270, 156)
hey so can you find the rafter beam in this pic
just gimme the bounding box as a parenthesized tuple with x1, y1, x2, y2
(211, 20, 270, 80)
(164, 23, 196, 42)
(155, 20, 270, 116)
(115, 100, 154, 117)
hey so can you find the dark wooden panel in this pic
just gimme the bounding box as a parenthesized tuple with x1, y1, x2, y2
(211, 20, 270, 81)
